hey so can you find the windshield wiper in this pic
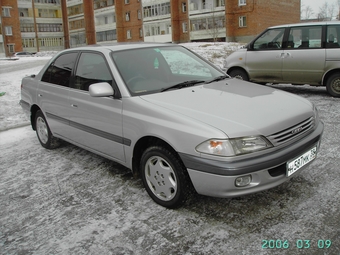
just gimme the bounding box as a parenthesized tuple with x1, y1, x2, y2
(161, 80, 205, 92)
(204, 75, 230, 84)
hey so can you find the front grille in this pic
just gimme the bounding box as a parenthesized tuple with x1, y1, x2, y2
(267, 117, 315, 146)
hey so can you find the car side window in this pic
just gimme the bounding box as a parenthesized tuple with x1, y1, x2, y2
(253, 28, 284, 50)
(41, 52, 78, 87)
(326, 25, 340, 48)
(74, 52, 113, 91)
(288, 26, 322, 49)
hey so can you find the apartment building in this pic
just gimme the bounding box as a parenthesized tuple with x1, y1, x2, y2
(0, 0, 300, 56)
(144, 0, 300, 43)
(0, 0, 64, 56)
(226, 0, 301, 42)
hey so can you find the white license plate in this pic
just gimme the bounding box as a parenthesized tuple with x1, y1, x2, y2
(287, 146, 317, 177)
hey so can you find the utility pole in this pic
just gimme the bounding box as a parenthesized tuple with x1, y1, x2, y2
(60, 0, 70, 48)
(31, 0, 40, 52)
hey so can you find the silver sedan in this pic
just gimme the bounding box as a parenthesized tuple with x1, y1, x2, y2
(20, 43, 324, 208)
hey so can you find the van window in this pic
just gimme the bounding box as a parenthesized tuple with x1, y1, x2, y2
(253, 28, 285, 50)
(288, 26, 322, 49)
(41, 52, 78, 87)
(326, 25, 340, 48)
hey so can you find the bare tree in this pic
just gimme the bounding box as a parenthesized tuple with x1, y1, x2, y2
(301, 5, 314, 20)
(206, 11, 225, 42)
(337, 0, 340, 19)
(318, 2, 336, 20)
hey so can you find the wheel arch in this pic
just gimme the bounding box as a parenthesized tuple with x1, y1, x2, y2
(30, 104, 41, 130)
(323, 68, 340, 85)
(131, 136, 182, 177)
(227, 66, 249, 80)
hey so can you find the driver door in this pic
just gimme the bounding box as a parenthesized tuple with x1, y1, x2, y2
(67, 52, 126, 163)
(246, 28, 285, 83)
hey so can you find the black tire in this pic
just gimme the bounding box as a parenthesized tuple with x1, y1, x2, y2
(229, 68, 249, 81)
(140, 146, 194, 208)
(35, 110, 61, 149)
(326, 73, 340, 97)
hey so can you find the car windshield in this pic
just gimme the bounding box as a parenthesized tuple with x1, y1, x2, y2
(111, 45, 225, 96)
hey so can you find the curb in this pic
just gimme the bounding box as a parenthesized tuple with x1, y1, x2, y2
(0, 122, 31, 132)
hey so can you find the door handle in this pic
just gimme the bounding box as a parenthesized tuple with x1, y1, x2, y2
(71, 104, 78, 108)
(280, 53, 292, 59)
(38, 94, 42, 97)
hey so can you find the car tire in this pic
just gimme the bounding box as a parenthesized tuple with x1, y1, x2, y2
(229, 69, 249, 81)
(35, 110, 61, 149)
(140, 146, 193, 208)
(326, 73, 340, 97)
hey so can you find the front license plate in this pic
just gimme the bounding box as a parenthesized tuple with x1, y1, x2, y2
(287, 146, 317, 177)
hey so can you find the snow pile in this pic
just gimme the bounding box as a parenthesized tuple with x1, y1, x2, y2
(35, 51, 58, 58)
(182, 42, 245, 68)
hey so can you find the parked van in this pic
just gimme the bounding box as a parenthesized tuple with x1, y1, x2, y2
(224, 21, 340, 97)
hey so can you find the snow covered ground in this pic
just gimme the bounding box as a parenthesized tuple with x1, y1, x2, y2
(1, 43, 339, 254)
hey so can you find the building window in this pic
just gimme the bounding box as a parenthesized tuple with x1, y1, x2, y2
(182, 22, 188, 33)
(143, 3, 171, 18)
(182, 2, 187, 12)
(125, 0, 129, 4)
(104, 16, 108, 24)
(127, 30, 131, 39)
(2, 7, 11, 17)
(239, 16, 247, 27)
(96, 29, 117, 42)
(5, 26, 13, 36)
(239, 0, 246, 6)
(139, 28, 143, 37)
(126, 12, 130, 21)
(7, 44, 15, 53)
(138, 10, 142, 20)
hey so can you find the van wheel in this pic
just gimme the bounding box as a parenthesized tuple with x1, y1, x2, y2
(229, 69, 249, 81)
(140, 146, 193, 208)
(326, 73, 340, 97)
(35, 110, 61, 149)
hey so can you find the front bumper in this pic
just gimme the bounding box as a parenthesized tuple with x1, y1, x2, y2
(179, 121, 324, 198)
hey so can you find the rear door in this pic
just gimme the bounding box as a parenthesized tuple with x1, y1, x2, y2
(38, 52, 78, 137)
(282, 25, 325, 85)
(246, 28, 285, 83)
(67, 51, 126, 162)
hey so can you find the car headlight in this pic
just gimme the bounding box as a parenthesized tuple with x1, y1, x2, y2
(196, 136, 273, 157)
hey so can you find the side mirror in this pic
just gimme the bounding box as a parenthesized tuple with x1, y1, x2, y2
(89, 82, 114, 97)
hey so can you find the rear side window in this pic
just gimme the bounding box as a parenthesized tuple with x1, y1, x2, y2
(74, 52, 113, 91)
(41, 52, 78, 87)
(326, 25, 340, 48)
(288, 26, 322, 49)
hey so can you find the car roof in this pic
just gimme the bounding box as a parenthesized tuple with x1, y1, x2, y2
(268, 21, 340, 29)
(60, 42, 176, 54)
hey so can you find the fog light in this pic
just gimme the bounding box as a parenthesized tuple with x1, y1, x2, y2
(235, 175, 252, 187)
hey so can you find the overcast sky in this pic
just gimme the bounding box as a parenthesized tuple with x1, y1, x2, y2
(301, 0, 338, 18)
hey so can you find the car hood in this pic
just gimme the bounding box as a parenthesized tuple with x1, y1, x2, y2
(140, 79, 314, 138)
